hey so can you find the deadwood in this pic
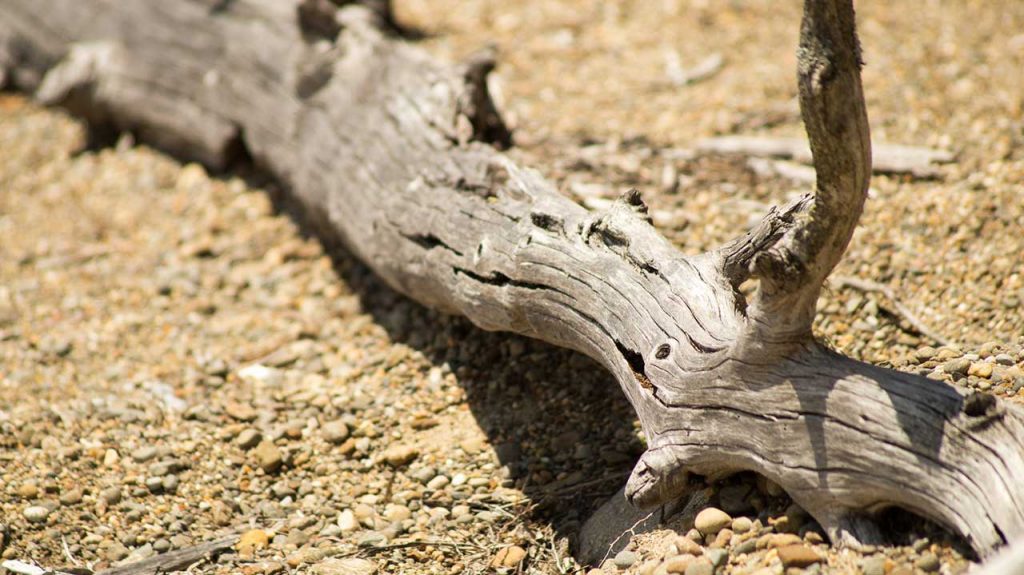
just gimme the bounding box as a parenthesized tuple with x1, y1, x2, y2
(1, 0, 1023, 558)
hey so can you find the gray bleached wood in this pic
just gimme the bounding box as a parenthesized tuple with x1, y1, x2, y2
(1, 0, 1023, 557)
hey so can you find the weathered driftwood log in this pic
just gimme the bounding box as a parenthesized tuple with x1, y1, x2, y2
(2, 0, 1023, 557)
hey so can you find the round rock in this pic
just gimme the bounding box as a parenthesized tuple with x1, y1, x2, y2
(731, 516, 753, 534)
(100, 486, 122, 505)
(915, 552, 940, 572)
(253, 440, 284, 473)
(236, 429, 262, 450)
(694, 507, 732, 536)
(379, 445, 418, 467)
(23, 505, 50, 523)
(131, 446, 159, 463)
(59, 489, 83, 506)
(613, 549, 638, 569)
(17, 483, 39, 499)
(490, 545, 527, 568)
(322, 420, 350, 444)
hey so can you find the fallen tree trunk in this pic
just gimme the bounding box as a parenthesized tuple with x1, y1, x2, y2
(2, 0, 1023, 558)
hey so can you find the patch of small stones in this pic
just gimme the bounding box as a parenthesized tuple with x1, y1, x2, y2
(0, 97, 643, 572)
(2, 15, 1021, 569)
(586, 480, 971, 574)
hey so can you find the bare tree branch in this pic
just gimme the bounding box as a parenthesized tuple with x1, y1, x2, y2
(743, 0, 872, 342)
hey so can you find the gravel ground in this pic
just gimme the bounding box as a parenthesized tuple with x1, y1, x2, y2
(2, 1, 1024, 574)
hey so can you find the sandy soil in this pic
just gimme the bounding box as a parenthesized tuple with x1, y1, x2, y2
(2, 1, 1023, 574)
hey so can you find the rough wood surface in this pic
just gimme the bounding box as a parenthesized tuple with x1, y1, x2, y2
(2, 0, 1023, 558)
(974, 535, 1024, 575)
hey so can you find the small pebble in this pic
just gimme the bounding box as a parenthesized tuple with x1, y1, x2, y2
(776, 544, 822, 568)
(338, 509, 360, 532)
(612, 549, 637, 569)
(103, 449, 120, 467)
(100, 486, 122, 505)
(17, 483, 39, 499)
(994, 353, 1015, 366)
(236, 529, 270, 556)
(225, 402, 258, 422)
(379, 445, 418, 467)
(733, 538, 757, 555)
(236, 429, 263, 450)
(153, 538, 172, 553)
(694, 507, 732, 535)
(132, 446, 159, 463)
(664, 554, 695, 574)
(254, 440, 284, 473)
(861, 556, 886, 575)
(672, 536, 703, 556)
(162, 474, 180, 492)
(705, 547, 728, 567)
(426, 475, 449, 490)
(683, 557, 713, 575)
(322, 420, 350, 444)
(915, 552, 940, 572)
(490, 545, 527, 568)
(944, 358, 970, 377)
(59, 488, 83, 506)
(23, 505, 50, 523)
(731, 516, 753, 534)
(969, 361, 994, 378)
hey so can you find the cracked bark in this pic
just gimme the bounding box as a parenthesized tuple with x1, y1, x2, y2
(1, 0, 1023, 557)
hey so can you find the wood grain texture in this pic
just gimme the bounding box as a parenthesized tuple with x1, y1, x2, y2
(1, 0, 1023, 557)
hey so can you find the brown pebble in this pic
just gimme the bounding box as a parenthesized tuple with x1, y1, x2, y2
(286, 547, 327, 567)
(236, 529, 270, 557)
(665, 554, 696, 573)
(776, 544, 822, 568)
(490, 545, 526, 568)
(225, 402, 258, 422)
(969, 362, 994, 379)
(253, 440, 284, 473)
(17, 483, 39, 499)
(710, 528, 732, 548)
(694, 507, 732, 535)
(758, 533, 801, 549)
(379, 444, 419, 467)
(322, 420, 350, 444)
(59, 488, 83, 506)
(672, 535, 703, 556)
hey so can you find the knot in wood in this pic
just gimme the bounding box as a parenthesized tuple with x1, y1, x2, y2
(620, 188, 647, 210)
(963, 391, 1003, 420)
(655, 343, 671, 359)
